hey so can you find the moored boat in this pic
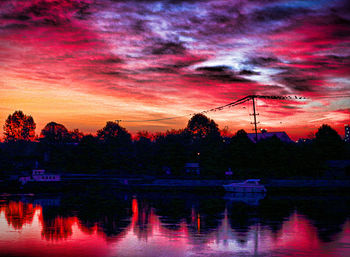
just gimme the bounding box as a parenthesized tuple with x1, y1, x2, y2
(223, 179, 266, 193)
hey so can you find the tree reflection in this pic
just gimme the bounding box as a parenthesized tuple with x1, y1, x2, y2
(65, 193, 132, 238)
(4, 201, 37, 230)
(296, 197, 350, 242)
(1, 192, 350, 255)
(258, 197, 295, 234)
(153, 197, 192, 231)
(41, 215, 75, 241)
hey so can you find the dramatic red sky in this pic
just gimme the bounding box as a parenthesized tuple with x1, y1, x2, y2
(0, 0, 349, 140)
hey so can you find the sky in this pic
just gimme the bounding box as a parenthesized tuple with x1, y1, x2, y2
(0, 0, 349, 140)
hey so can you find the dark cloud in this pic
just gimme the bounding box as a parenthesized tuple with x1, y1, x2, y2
(252, 6, 310, 23)
(149, 41, 186, 55)
(0, 23, 28, 30)
(191, 65, 252, 83)
(239, 69, 260, 75)
(100, 71, 122, 76)
(1, 0, 91, 26)
(142, 67, 176, 73)
(196, 66, 230, 72)
(92, 56, 124, 64)
(247, 56, 280, 66)
(277, 74, 318, 92)
(326, 55, 350, 63)
(3, 13, 30, 21)
(168, 56, 208, 69)
(131, 19, 149, 33)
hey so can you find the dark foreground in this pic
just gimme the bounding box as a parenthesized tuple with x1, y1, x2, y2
(1, 191, 350, 257)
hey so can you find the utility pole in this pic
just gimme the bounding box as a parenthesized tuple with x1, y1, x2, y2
(251, 96, 259, 142)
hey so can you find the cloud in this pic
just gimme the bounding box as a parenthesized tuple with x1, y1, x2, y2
(0, 0, 92, 27)
(239, 69, 260, 75)
(251, 6, 310, 23)
(192, 65, 252, 83)
(0, 0, 349, 138)
(246, 56, 280, 67)
(196, 66, 230, 72)
(148, 40, 186, 55)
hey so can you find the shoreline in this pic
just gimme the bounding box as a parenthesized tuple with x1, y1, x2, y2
(2, 178, 350, 194)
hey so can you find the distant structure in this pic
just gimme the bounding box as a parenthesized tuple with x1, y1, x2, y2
(184, 163, 200, 175)
(345, 124, 350, 143)
(326, 160, 350, 178)
(247, 130, 293, 143)
(19, 169, 61, 185)
(297, 138, 313, 144)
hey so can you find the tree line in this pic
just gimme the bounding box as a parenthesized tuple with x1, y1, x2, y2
(0, 110, 349, 178)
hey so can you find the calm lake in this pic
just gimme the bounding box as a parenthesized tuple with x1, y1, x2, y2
(0, 191, 349, 257)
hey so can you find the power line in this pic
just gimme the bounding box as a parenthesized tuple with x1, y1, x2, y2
(121, 115, 189, 123)
(118, 95, 305, 123)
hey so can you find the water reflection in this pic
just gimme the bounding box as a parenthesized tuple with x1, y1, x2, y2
(0, 192, 350, 257)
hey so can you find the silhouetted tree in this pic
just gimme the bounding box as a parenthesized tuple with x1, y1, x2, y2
(315, 124, 342, 145)
(135, 130, 153, 141)
(97, 121, 131, 144)
(226, 129, 254, 172)
(3, 110, 36, 142)
(186, 114, 220, 140)
(134, 131, 155, 172)
(255, 136, 292, 177)
(72, 135, 102, 172)
(41, 122, 69, 144)
(67, 129, 84, 143)
(236, 129, 248, 139)
(185, 114, 224, 175)
(97, 121, 132, 170)
(153, 130, 189, 175)
(314, 124, 345, 160)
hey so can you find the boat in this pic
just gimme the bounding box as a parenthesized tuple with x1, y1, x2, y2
(19, 169, 61, 185)
(223, 179, 266, 193)
(223, 192, 266, 205)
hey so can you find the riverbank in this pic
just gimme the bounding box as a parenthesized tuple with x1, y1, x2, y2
(2, 176, 350, 193)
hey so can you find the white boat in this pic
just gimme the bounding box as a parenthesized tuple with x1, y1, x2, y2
(223, 179, 266, 193)
(224, 192, 266, 205)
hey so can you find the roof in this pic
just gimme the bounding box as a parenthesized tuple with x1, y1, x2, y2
(247, 131, 293, 143)
(184, 163, 200, 167)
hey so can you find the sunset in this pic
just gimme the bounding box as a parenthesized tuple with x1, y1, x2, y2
(1, 1, 350, 257)
(1, 0, 349, 139)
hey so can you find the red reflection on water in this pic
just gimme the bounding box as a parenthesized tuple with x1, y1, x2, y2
(274, 212, 320, 250)
(0, 201, 109, 257)
(0, 199, 350, 257)
(4, 201, 38, 229)
(41, 216, 77, 241)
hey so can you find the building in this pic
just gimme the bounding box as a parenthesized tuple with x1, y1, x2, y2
(325, 160, 350, 178)
(247, 130, 293, 143)
(19, 169, 61, 185)
(345, 124, 350, 143)
(184, 163, 200, 175)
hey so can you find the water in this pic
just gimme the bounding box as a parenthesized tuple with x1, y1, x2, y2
(0, 192, 350, 257)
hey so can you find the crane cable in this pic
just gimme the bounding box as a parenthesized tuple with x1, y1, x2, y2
(117, 94, 349, 123)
